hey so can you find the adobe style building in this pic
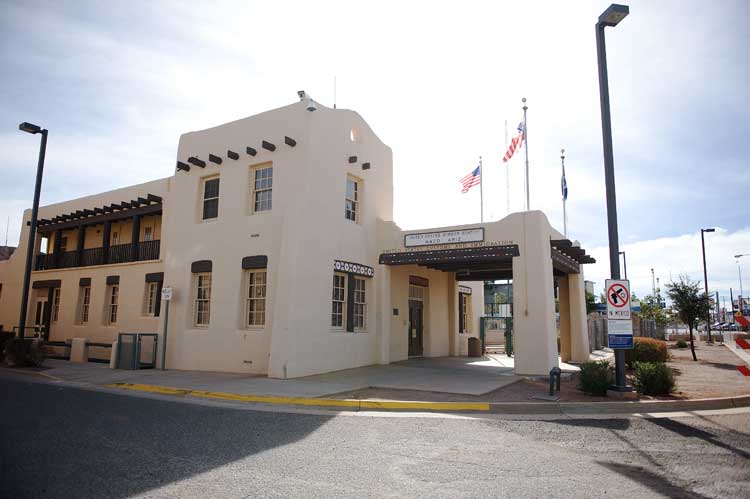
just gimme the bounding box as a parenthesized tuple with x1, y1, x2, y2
(0, 98, 595, 378)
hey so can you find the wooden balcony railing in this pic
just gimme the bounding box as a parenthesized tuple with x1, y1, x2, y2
(34, 240, 160, 271)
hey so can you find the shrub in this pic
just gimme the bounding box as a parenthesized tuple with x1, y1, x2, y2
(3, 338, 45, 367)
(675, 339, 688, 348)
(578, 360, 612, 396)
(634, 361, 675, 396)
(0, 332, 14, 356)
(625, 337, 668, 368)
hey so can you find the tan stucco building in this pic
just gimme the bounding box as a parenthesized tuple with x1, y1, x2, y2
(0, 98, 594, 377)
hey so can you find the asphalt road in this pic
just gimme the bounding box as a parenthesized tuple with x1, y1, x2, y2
(1, 373, 749, 499)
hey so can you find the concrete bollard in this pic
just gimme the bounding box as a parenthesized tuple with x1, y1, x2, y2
(69, 338, 89, 363)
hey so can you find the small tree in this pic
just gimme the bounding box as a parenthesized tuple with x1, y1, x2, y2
(585, 291, 597, 314)
(666, 276, 710, 361)
(639, 294, 669, 329)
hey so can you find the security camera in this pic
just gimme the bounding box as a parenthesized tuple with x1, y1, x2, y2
(297, 90, 307, 101)
(306, 98, 317, 112)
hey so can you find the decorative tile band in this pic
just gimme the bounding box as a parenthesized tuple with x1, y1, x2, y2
(334, 260, 374, 277)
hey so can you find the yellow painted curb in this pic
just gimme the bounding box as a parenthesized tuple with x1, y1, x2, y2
(105, 383, 490, 412)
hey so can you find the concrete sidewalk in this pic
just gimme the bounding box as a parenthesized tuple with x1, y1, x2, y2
(32, 355, 520, 398)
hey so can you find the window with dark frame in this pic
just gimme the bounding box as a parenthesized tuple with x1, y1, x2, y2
(145, 282, 158, 316)
(202, 177, 220, 220)
(52, 288, 60, 322)
(107, 286, 119, 324)
(353, 277, 366, 330)
(253, 166, 273, 213)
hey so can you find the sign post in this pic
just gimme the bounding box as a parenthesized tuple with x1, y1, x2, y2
(606, 279, 633, 349)
(160, 287, 172, 370)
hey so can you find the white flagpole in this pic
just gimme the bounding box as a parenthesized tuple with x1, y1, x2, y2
(505, 120, 510, 215)
(561, 148, 567, 237)
(479, 156, 484, 223)
(522, 97, 529, 211)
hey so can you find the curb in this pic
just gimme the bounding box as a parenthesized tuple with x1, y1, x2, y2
(105, 382, 750, 415)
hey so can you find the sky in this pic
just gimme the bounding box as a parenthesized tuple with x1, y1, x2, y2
(1, 0, 748, 304)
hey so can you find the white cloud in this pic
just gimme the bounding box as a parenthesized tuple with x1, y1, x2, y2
(584, 228, 750, 302)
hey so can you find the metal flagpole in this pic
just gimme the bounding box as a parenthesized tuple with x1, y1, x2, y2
(561, 149, 567, 237)
(479, 156, 484, 223)
(522, 98, 529, 210)
(505, 120, 510, 215)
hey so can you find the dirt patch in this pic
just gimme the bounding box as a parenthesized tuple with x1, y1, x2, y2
(666, 341, 750, 399)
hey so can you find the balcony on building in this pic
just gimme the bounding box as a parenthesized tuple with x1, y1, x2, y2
(33, 194, 163, 271)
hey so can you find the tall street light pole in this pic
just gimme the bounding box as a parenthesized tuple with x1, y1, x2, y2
(619, 251, 627, 279)
(17, 122, 48, 339)
(701, 228, 715, 342)
(596, 3, 629, 392)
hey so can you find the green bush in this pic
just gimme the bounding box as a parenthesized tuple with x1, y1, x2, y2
(675, 339, 688, 348)
(625, 337, 668, 368)
(634, 361, 675, 396)
(3, 338, 45, 367)
(578, 360, 612, 396)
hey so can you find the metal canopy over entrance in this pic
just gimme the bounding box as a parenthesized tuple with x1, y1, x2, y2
(379, 244, 520, 281)
(379, 240, 595, 281)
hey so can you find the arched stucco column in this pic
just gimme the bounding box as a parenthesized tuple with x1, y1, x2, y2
(511, 212, 558, 375)
(558, 275, 571, 362)
(568, 272, 591, 362)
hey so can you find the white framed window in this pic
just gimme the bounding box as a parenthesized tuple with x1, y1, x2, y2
(52, 288, 61, 322)
(331, 273, 346, 328)
(79, 286, 91, 324)
(144, 282, 158, 316)
(345, 176, 360, 222)
(202, 176, 220, 220)
(353, 277, 366, 330)
(107, 286, 119, 325)
(194, 273, 212, 326)
(245, 270, 267, 327)
(112, 231, 119, 245)
(143, 226, 153, 241)
(252, 166, 273, 213)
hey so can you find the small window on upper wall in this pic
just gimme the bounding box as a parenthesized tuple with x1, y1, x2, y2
(143, 226, 153, 241)
(202, 176, 220, 220)
(345, 176, 361, 223)
(60, 236, 68, 252)
(251, 166, 273, 213)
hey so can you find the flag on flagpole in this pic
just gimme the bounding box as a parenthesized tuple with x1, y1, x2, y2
(460, 166, 481, 193)
(502, 122, 525, 163)
(561, 167, 568, 201)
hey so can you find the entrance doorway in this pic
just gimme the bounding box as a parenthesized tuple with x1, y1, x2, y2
(408, 299, 424, 357)
(33, 296, 50, 340)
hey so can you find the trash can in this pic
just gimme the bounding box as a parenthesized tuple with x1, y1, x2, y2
(468, 337, 482, 357)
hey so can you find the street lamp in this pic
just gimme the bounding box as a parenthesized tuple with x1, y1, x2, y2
(736, 254, 748, 314)
(16, 122, 49, 339)
(619, 251, 627, 279)
(701, 227, 715, 342)
(596, 3, 629, 392)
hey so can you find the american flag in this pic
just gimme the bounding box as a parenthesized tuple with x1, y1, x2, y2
(460, 166, 481, 193)
(503, 121, 525, 163)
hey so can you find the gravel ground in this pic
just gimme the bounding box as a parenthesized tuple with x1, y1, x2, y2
(2, 372, 749, 499)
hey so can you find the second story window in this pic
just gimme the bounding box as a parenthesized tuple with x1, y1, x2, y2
(345, 176, 360, 222)
(202, 177, 220, 220)
(143, 226, 153, 241)
(252, 166, 273, 213)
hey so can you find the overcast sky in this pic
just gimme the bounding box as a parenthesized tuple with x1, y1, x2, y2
(1, 0, 748, 304)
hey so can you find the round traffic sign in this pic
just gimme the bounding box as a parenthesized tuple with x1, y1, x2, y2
(607, 283, 629, 308)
